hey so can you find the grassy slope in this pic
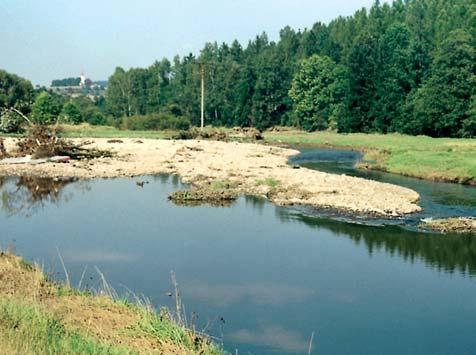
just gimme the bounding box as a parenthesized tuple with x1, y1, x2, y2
(264, 130, 476, 184)
(0, 253, 224, 355)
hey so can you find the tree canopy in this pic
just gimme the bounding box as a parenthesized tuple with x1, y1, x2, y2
(102, 0, 475, 137)
(1, 0, 474, 137)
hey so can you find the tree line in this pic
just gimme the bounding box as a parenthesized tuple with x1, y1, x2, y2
(1, 0, 475, 137)
(105, 0, 475, 137)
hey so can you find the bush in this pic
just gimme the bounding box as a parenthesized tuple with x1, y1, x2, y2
(0, 109, 23, 133)
(60, 102, 83, 125)
(31, 92, 63, 125)
(83, 108, 106, 126)
(121, 113, 191, 131)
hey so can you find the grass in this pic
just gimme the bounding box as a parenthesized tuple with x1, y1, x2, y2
(209, 179, 237, 190)
(0, 252, 225, 355)
(58, 124, 175, 139)
(264, 129, 476, 184)
(256, 177, 280, 188)
(0, 300, 130, 355)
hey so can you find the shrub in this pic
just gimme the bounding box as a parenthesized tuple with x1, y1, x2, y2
(60, 102, 82, 124)
(0, 109, 23, 133)
(31, 92, 63, 125)
(121, 113, 191, 131)
(84, 109, 106, 126)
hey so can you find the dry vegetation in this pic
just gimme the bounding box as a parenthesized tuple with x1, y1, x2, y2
(0, 252, 224, 354)
(10, 125, 113, 160)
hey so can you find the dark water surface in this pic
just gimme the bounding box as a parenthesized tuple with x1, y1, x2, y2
(0, 149, 475, 355)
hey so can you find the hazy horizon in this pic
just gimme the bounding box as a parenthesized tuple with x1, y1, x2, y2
(1, 0, 385, 86)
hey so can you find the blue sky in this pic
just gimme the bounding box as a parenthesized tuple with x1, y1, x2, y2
(1, 0, 383, 85)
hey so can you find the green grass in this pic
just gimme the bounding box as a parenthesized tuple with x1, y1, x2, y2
(132, 309, 223, 355)
(58, 124, 174, 139)
(210, 179, 236, 190)
(256, 177, 280, 188)
(0, 252, 226, 355)
(265, 130, 476, 184)
(0, 300, 130, 355)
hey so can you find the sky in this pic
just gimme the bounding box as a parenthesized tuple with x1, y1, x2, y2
(1, 0, 383, 86)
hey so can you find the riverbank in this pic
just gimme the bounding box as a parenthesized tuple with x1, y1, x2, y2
(264, 129, 476, 185)
(0, 252, 223, 354)
(5, 125, 473, 185)
(0, 137, 420, 217)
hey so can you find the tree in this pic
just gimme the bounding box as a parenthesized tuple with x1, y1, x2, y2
(106, 67, 133, 118)
(91, 0, 475, 137)
(404, 29, 475, 137)
(51, 77, 81, 87)
(0, 70, 33, 132)
(374, 24, 414, 133)
(344, 33, 380, 132)
(0, 70, 33, 113)
(251, 46, 292, 129)
(61, 102, 82, 124)
(290, 55, 350, 131)
(31, 92, 62, 125)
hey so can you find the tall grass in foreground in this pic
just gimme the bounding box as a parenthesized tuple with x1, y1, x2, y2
(0, 252, 226, 354)
(0, 300, 129, 355)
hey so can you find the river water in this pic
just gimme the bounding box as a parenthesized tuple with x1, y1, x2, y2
(0, 148, 475, 354)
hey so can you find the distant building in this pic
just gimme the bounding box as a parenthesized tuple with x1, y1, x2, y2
(79, 72, 87, 87)
(50, 73, 107, 99)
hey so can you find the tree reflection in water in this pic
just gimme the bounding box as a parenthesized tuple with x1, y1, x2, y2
(275, 208, 476, 277)
(0, 176, 85, 216)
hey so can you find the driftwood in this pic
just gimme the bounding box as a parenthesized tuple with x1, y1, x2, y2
(14, 125, 113, 160)
(0, 137, 6, 158)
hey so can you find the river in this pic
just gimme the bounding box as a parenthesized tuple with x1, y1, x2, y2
(0, 148, 475, 354)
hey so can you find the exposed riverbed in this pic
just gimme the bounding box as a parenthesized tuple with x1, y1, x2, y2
(0, 138, 420, 217)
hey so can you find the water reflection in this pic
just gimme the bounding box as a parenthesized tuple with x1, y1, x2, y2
(2, 174, 475, 277)
(183, 280, 314, 307)
(229, 326, 309, 353)
(277, 209, 476, 276)
(1, 174, 476, 354)
(0, 176, 80, 216)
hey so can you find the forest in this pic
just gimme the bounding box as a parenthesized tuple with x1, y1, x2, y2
(1, 0, 475, 137)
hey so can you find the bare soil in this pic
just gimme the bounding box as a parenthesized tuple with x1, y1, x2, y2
(0, 138, 421, 217)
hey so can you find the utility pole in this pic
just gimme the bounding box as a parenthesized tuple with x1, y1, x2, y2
(200, 62, 205, 130)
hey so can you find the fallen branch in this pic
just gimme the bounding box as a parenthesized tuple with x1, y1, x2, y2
(10, 107, 34, 126)
(14, 125, 114, 160)
(0, 137, 7, 158)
